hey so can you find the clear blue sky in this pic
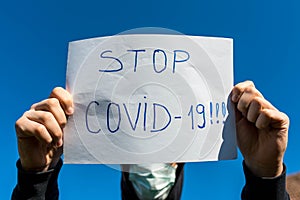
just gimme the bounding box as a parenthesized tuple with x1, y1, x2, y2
(1, 0, 300, 199)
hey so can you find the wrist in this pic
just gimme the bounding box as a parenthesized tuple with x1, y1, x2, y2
(19, 148, 62, 172)
(19, 160, 49, 173)
(20, 158, 60, 173)
(245, 159, 284, 178)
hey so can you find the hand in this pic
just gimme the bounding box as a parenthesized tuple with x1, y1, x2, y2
(231, 81, 289, 177)
(15, 87, 73, 172)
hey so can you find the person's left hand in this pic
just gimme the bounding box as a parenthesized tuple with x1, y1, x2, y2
(231, 81, 289, 177)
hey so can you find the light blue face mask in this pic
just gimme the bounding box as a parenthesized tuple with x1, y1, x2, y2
(128, 163, 177, 200)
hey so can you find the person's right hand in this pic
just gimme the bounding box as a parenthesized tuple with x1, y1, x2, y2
(15, 87, 73, 172)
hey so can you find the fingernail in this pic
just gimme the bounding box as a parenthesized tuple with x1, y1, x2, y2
(232, 94, 238, 102)
(67, 107, 74, 114)
(57, 138, 63, 147)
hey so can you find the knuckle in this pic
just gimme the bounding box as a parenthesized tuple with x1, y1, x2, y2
(53, 129, 62, 138)
(24, 110, 32, 116)
(252, 96, 263, 106)
(47, 98, 60, 108)
(244, 86, 255, 93)
(234, 80, 254, 91)
(244, 86, 261, 97)
(284, 113, 290, 122)
(15, 112, 31, 133)
(40, 111, 54, 122)
(245, 80, 254, 87)
(30, 103, 37, 110)
(34, 123, 46, 135)
(15, 117, 25, 132)
(52, 87, 63, 95)
(280, 112, 290, 125)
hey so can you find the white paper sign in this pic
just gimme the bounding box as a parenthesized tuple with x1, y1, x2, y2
(64, 34, 236, 164)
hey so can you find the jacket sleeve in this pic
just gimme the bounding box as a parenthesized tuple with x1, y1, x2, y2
(241, 161, 290, 200)
(121, 163, 185, 200)
(11, 159, 62, 200)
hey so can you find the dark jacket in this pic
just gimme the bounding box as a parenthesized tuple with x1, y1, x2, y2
(11, 160, 290, 200)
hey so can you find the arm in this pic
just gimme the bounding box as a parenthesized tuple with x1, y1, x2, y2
(12, 87, 73, 199)
(11, 159, 63, 200)
(231, 81, 290, 200)
(241, 160, 289, 200)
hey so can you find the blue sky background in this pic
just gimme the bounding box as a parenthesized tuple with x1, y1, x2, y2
(1, 0, 300, 199)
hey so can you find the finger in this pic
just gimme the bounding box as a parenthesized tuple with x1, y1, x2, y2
(246, 96, 274, 120)
(246, 97, 262, 123)
(231, 80, 258, 103)
(31, 98, 67, 128)
(235, 84, 272, 117)
(236, 88, 260, 117)
(49, 87, 74, 115)
(234, 104, 243, 123)
(256, 109, 289, 130)
(15, 115, 53, 145)
(247, 96, 279, 123)
(24, 110, 63, 146)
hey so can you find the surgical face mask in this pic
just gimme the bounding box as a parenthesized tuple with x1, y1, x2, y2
(128, 163, 177, 200)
